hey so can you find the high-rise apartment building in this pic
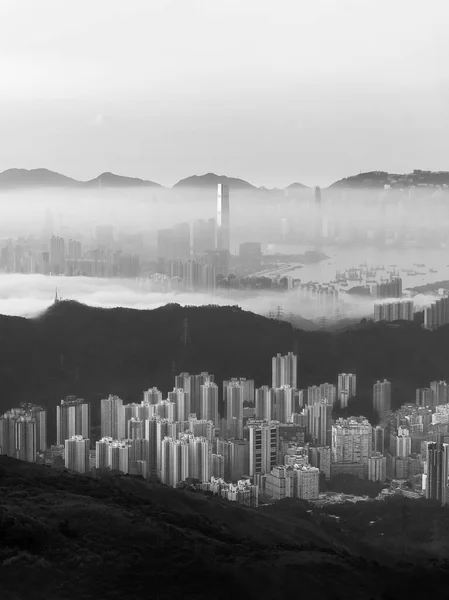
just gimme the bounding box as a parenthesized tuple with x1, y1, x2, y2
(416, 387, 435, 408)
(143, 387, 163, 405)
(187, 436, 211, 483)
(200, 382, 219, 427)
(274, 385, 294, 423)
(425, 442, 449, 505)
(424, 296, 449, 330)
(295, 464, 320, 500)
(430, 381, 449, 406)
(65, 435, 90, 474)
(176, 372, 214, 417)
(308, 383, 337, 407)
(57, 396, 91, 446)
(332, 417, 372, 466)
(223, 378, 255, 405)
(160, 437, 189, 487)
(368, 452, 387, 482)
(395, 426, 411, 458)
(272, 352, 297, 389)
(225, 380, 244, 438)
(247, 420, 279, 476)
(372, 425, 385, 454)
(373, 380, 391, 416)
(216, 438, 249, 481)
(337, 373, 357, 408)
(374, 300, 414, 322)
(14, 416, 37, 463)
(168, 388, 191, 422)
(304, 399, 332, 446)
(101, 395, 125, 439)
(255, 386, 275, 421)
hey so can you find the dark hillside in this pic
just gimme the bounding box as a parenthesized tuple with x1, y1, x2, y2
(1, 456, 449, 599)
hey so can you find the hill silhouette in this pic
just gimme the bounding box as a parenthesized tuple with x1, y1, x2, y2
(0, 302, 449, 437)
(173, 172, 258, 189)
(329, 169, 449, 189)
(83, 171, 161, 188)
(0, 168, 79, 188)
(1, 456, 449, 599)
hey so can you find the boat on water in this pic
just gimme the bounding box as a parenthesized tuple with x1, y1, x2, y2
(414, 263, 425, 268)
(429, 268, 438, 273)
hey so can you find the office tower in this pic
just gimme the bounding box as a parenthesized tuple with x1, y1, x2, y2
(160, 437, 189, 487)
(225, 380, 244, 438)
(304, 399, 332, 446)
(368, 453, 387, 482)
(193, 218, 216, 255)
(101, 395, 125, 439)
(430, 381, 449, 406)
(188, 436, 211, 483)
(255, 386, 275, 421)
(332, 417, 372, 466)
(425, 442, 449, 505)
(65, 435, 90, 474)
(200, 382, 219, 426)
(373, 380, 391, 416)
(14, 416, 37, 463)
(49, 235, 66, 275)
(372, 425, 385, 454)
(216, 438, 249, 481)
(248, 420, 279, 476)
(223, 378, 255, 405)
(274, 385, 294, 423)
(168, 388, 191, 422)
(56, 396, 91, 446)
(216, 184, 230, 252)
(239, 242, 262, 272)
(416, 387, 434, 408)
(143, 387, 163, 405)
(396, 426, 411, 458)
(337, 373, 356, 406)
(272, 352, 297, 389)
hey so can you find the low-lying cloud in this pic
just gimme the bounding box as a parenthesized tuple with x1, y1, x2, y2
(0, 273, 386, 323)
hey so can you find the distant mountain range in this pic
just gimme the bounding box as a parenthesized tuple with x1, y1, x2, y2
(0, 167, 448, 191)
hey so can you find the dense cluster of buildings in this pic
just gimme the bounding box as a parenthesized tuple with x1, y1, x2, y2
(3, 351, 449, 508)
(374, 300, 414, 323)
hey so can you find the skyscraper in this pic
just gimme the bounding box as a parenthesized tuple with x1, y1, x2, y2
(223, 378, 255, 405)
(368, 452, 387, 482)
(168, 388, 191, 422)
(304, 399, 333, 446)
(332, 417, 372, 466)
(65, 435, 90, 474)
(57, 396, 91, 445)
(101, 395, 125, 439)
(160, 437, 189, 487)
(224, 380, 244, 438)
(430, 381, 449, 406)
(395, 426, 411, 458)
(272, 352, 297, 389)
(274, 385, 294, 423)
(373, 380, 391, 416)
(14, 416, 37, 463)
(216, 184, 230, 252)
(187, 436, 211, 483)
(143, 387, 163, 405)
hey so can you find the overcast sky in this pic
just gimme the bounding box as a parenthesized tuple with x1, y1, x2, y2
(0, 0, 448, 188)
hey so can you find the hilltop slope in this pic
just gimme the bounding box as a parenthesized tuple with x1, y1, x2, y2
(1, 456, 449, 600)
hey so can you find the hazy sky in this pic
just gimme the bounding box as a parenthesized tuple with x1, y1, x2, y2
(0, 0, 448, 188)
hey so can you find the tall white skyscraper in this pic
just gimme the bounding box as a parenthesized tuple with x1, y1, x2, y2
(272, 352, 297, 389)
(65, 435, 90, 474)
(188, 436, 211, 483)
(101, 395, 125, 439)
(200, 382, 219, 426)
(216, 184, 230, 252)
